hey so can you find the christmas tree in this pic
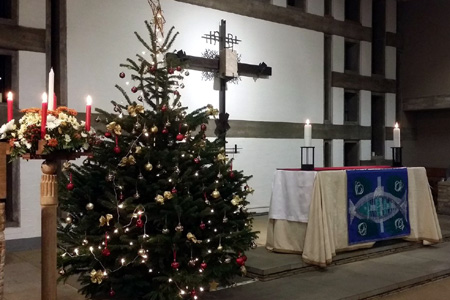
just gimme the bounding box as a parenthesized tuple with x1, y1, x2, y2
(57, 2, 257, 300)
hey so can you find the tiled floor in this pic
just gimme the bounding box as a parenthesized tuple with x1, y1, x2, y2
(4, 214, 450, 300)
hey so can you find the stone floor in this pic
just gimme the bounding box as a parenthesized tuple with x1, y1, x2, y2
(4, 214, 450, 300)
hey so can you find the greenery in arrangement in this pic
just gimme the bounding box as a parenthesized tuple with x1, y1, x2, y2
(57, 3, 258, 300)
(0, 107, 94, 159)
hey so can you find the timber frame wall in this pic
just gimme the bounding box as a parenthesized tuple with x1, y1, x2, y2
(173, 0, 402, 152)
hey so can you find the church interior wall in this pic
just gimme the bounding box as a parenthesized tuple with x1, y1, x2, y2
(4, 0, 46, 241)
(2, 0, 401, 242)
(399, 0, 450, 168)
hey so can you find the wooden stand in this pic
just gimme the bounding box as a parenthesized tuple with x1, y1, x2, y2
(5, 140, 89, 300)
(40, 160, 58, 300)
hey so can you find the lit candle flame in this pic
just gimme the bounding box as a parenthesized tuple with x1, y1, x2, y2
(42, 92, 48, 103)
(7, 92, 13, 101)
(395, 122, 399, 129)
(86, 95, 92, 105)
(306, 119, 310, 125)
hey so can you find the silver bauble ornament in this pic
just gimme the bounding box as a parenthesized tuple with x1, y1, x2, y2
(162, 228, 170, 234)
(86, 203, 94, 210)
(188, 259, 196, 267)
(222, 216, 228, 223)
(175, 223, 184, 232)
(251, 241, 257, 249)
(133, 192, 140, 199)
(82, 239, 89, 246)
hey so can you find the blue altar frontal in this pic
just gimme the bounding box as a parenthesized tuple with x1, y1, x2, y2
(347, 168, 410, 245)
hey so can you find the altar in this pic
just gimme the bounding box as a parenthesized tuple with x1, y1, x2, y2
(266, 167, 442, 267)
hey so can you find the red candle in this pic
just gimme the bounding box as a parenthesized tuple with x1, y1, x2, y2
(41, 93, 48, 139)
(85, 95, 92, 131)
(7, 92, 13, 122)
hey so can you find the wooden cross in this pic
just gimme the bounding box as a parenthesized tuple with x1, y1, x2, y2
(167, 19, 272, 149)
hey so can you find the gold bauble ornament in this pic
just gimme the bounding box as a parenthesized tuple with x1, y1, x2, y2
(151, 125, 158, 133)
(145, 162, 153, 171)
(211, 189, 220, 199)
(217, 244, 223, 251)
(65, 216, 72, 224)
(138, 248, 146, 256)
(163, 191, 173, 199)
(155, 194, 164, 204)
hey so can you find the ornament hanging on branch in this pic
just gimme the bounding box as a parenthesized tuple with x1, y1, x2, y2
(66, 173, 74, 191)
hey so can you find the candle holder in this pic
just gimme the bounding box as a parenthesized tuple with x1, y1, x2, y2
(301, 146, 315, 170)
(391, 147, 402, 167)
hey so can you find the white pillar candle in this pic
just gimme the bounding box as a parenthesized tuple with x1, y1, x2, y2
(393, 122, 401, 147)
(304, 119, 312, 147)
(48, 68, 54, 110)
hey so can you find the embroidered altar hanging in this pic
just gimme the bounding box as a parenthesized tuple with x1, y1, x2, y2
(347, 168, 410, 245)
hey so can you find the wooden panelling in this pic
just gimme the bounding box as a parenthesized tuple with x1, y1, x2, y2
(332, 72, 396, 93)
(0, 23, 45, 52)
(403, 95, 450, 111)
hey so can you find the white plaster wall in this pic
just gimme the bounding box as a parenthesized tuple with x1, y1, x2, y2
(228, 137, 323, 212)
(360, 41, 372, 76)
(385, 46, 396, 80)
(360, 0, 372, 27)
(332, 87, 344, 125)
(359, 90, 371, 126)
(385, 93, 396, 127)
(386, 0, 397, 33)
(18, 0, 46, 29)
(6, 51, 46, 240)
(360, 140, 371, 161)
(272, 0, 287, 7)
(332, 0, 345, 21)
(332, 35, 344, 72)
(67, 0, 324, 124)
(384, 92, 396, 161)
(332, 139, 344, 167)
(307, 0, 324, 16)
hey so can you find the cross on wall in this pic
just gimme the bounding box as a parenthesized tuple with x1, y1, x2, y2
(167, 19, 272, 151)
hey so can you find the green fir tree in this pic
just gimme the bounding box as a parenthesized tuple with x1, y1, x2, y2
(57, 8, 257, 300)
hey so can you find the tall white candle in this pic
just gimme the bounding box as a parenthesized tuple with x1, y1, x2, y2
(393, 122, 401, 147)
(304, 119, 312, 147)
(48, 68, 54, 110)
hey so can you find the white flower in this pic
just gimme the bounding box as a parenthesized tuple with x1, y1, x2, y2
(81, 132, 87, 138)
(25, 141, 32, 149)
(0, 119, 16, 134)
(0, 133, 5, 139)
(58, 112, 68, 121)
(46, 115, 62, 130)
(64, 134, 71, 143)
(83, 142, 90, 150)
(44, 134, 51, 140)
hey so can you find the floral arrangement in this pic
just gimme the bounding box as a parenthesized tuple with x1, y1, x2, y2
(0, 106, 95, 159)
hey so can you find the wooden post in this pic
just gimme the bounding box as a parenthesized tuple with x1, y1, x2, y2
(40, 160, 58, 300)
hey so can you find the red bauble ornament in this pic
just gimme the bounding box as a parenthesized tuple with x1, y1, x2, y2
(194, 157, 200, 164)
(162, 127, 168, 134)
(136, 218, 143, 228)
(190, 290, 197, 297)
(109, 288, 116, 297)
(176, 66, 182, 72)
(131, 86, 138, 93)
(168, 67, 174, 74)
(119, 72, 125, 78)
(242, 255, 248, 262)
(105, 132, 112, 138)
(102, 248, 111, 256)
(114, 146, 121, 154)
(161, 104, 167, 112)
(229, 171, 235, 178)
(200, 222, 206, 230)
(176, 134, 184, 141)
(171, 261, 180, 269)
(171, 187, 177, 194)
(201, 124, 207, 131)
(236, 257, 245, 266)
(200, 262, 207, 270)
(66, 182, 74, 191)
(150, 65, 156, 73)
(174, 90, 179, 96)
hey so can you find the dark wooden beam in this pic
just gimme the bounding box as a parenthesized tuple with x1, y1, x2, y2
(175, 0, 398, 45)
(166, 53, 272, 77)
(0, 23, 45, 52)
(332, 72, 396, 93)
(403, 95, 450, 111)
